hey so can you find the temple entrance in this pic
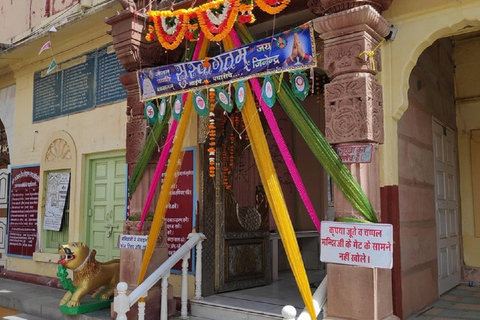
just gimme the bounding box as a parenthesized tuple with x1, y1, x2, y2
(200, 92, 327, 295)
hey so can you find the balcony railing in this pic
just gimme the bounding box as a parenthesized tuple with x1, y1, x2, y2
(114, 232, 206, 320)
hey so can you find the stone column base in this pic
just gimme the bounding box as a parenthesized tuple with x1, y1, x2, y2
(325, 264, 399, 320)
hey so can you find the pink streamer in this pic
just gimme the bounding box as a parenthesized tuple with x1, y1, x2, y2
(138, 33, 205, 230)
(229, 30, 321, 232)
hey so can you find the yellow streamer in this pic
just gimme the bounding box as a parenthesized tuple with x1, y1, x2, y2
(137, 37, 210, 285)
(222, 36, 316, 320)
(358, 38, 385, 71)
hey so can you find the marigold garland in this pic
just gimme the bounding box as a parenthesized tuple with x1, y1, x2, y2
(208, 88, 217, 178)
(149, 10, 189, 50)
(146, 0, 284, 49)
(255, 0, 290, 15)
(197, 0, 240, 42)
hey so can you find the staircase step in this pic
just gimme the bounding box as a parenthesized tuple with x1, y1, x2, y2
(190, 297, 289, 320)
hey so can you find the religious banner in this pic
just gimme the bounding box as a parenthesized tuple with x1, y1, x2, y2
(320, 221, 393, 269)
(8, 165, 40, 257)
(164, 148, 196, 272)
(137, 22, 316, 101)
(43, 172, 70, 231)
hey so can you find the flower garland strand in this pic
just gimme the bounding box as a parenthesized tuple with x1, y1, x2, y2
(197, 0, 240, 42)
(255, 0, 291, 15)
(145, 0, 288, 50)
(208, 88, 217, 178)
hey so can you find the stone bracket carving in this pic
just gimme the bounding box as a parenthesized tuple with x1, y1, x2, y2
(325, 74, 384, 144)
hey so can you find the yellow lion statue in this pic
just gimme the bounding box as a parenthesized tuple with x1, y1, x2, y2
(58, 242, 120, 307)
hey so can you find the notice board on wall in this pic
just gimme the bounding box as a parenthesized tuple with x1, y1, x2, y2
(7, 165, 40, 257)
(33, 46, 126, 122)
(164, 148, 196, 272)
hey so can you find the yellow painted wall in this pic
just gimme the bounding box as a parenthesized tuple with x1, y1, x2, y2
(4, 6, 127, 277)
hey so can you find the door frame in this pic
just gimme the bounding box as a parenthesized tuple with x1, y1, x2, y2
(83, 150, 126, 258)
(432, 118, 462, 294)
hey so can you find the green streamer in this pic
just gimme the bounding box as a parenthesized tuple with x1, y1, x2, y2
(128, 41, 197, 197)
(235, 23, 377, 223)
(129, 106, 171, 196)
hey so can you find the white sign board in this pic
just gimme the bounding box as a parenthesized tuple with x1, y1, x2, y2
(119, 235, 149, 250)
(320, 221, 393, 269)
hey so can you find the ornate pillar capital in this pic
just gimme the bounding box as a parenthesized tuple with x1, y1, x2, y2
(310, 0, 392, 15)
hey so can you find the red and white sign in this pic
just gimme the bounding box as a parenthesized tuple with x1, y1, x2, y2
(320, 221, 393, 269)
(334, 143, 373, 163)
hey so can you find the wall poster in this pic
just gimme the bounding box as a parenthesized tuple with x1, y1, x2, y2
(43, 172, 70, 231)
(8, 165, 40, 257)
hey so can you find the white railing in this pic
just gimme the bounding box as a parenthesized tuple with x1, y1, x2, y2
(281, 275, 328, 320)
(114, 232, 206, 320)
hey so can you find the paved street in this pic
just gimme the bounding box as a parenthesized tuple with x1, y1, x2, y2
(407, 283, 480, 319)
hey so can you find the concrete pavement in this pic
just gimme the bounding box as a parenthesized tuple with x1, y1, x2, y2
(0, 277, 113, 320)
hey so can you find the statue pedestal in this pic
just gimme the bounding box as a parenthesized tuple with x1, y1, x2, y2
(325, 264, 399, 320)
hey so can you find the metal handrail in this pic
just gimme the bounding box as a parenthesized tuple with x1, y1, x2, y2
(115, 232, 206, 320)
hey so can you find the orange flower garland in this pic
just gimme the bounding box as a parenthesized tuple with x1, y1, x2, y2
(197, 0, 240, 42)
(149, 10, 189, 50)
(208, 88, 217, 178)
(255, 0, 290, 15)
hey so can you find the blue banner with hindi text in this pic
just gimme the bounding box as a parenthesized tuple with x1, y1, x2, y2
(137, 22, 316, 101)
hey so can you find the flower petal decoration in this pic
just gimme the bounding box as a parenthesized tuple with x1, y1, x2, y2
(197, 0, 240, 42)
(255, 0, 291, 15)
(149, 9, 189, 50)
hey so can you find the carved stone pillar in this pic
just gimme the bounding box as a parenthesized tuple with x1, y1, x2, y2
(313, 3, 398, 320)
(106, 7, 183, 319)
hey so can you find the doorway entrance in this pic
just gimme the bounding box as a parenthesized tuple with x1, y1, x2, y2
(84, 152, 126, 262)
(433, 119, 461, 294)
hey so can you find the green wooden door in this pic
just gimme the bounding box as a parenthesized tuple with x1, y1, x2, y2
(86, 154, 126, 262)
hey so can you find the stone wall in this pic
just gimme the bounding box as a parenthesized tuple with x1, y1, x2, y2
(398, 37, 456, 317)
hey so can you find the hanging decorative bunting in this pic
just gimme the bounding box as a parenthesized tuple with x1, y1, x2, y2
(172, 95, 184, 121)
(193, 91, 209, 117)
(235, 81, 247, 111)
(149, 10, 189, 50)
(262, 75, 276, 108)
(216, 87, 232, 112)
(158, 98, 168, 122)
(290, 72, 310, 101)
(144, 100, 158, 125)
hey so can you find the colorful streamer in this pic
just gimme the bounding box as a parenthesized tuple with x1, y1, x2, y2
(235, 23, 377, 223)
(137, 33, 207, 230)
(223, 35, 316, 320)
(137, 36, 211, 285)
(229, 29, 321, 232)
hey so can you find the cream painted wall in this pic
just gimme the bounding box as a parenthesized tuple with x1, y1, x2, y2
(454, 34, 480, 267)
(380, 1, 480, 187)
(3, 10, 127, 276)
